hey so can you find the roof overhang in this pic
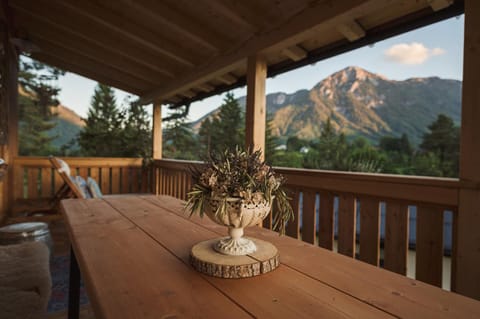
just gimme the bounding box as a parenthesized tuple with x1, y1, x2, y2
(1, 0, 464, 107)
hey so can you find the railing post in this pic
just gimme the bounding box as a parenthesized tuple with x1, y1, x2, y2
(455, 0, 480, 300)
(152, 101, 162, 195)
(0, 19, 19, 221)
(245, 54, 267, 160)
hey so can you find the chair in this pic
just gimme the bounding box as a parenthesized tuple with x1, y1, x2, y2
(49, 156, 89, 200)
(24, 157, 101, 217)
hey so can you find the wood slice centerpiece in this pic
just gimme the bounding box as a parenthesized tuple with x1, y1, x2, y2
(190, 238, 279, 278)
(185, 148, 294, 278)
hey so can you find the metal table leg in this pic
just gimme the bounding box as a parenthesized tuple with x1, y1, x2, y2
(68, 246, 80, 319)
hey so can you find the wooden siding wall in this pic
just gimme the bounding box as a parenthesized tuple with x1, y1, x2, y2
(13, 157, 152, 205)
(153, 159, 465, 293)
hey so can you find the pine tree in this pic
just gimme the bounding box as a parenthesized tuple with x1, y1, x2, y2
(18, 58, 65, 156)
(265, 114, 280, 164)
(198, 117, 213, 156)
(210, 92, 244, 154)
(78, 84, 123, 156)
(163, 111, 197, 160)
(120, 98, 152, 158)
(419, 114, 459, 177)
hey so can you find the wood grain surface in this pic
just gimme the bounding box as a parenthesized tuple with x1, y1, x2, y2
(61, 195, 480, 319)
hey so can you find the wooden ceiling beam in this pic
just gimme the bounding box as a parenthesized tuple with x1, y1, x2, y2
(195, 83, 215, 93)
(217, 73, 237, 85)
(30, 45, 155, 89)
(428, 0, 454, 11)
(28, 35, 166, 86)
(117, 0, 225, 53)
(337, 20, 366, 42)
(209, 0, 257, 31)
(179, 90, 196, 99)
(31, 53, 144, 95)
(140, 0, 387, 103)
(281, 45, 307, 62)
(10, 0, 183, 76)
(51, 0, 198, 67)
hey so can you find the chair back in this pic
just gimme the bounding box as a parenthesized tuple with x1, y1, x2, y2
(49, 156, 87, 199)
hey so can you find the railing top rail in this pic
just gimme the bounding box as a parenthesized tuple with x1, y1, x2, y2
(154, 159, 463, 207)
(14, 156, 144, 167)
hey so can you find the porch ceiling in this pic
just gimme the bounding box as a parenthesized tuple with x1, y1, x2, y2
(2, 0, 463, 106)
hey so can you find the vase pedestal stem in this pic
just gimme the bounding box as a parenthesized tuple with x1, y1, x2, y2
(213, 227, 257, 256)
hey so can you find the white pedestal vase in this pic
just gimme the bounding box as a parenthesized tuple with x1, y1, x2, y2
(204, 195, 272, 256)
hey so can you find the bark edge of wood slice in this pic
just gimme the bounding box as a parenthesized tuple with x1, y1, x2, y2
(190, 237, 279, 278)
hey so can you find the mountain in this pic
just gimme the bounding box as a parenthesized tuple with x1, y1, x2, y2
(192, 66, 462, 145)
(49, 105, 85, 149)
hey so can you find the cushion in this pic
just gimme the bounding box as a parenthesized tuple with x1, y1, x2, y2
(87, 177, 103, 198)
(74, 176, 92, 199)
(56, 158, 71, 176)
(0, 242, 51, 319)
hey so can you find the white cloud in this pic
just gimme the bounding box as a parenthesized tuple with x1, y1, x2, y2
(384, 42, 446, 65)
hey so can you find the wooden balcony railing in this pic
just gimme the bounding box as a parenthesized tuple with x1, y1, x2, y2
(12, 157, 152, 211)
(152, 158, 465, 291)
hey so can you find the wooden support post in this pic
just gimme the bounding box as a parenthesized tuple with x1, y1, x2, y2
(454, 0, 480, 300)
(152, 102, 162, 195)
(0, 22, 19, 221)
(245, 55, 267, 159)
(152, 102, 162, 160)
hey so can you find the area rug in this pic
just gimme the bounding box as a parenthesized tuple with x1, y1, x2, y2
(47, 255, 89, 313)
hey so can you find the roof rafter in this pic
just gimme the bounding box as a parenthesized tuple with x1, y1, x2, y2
(208, 0, 258, 31)
(32, 53, 144, 95)
(29, 35, 165, 86)
(52, 0, 197, 67)
(140, 0, 389, 103)
(337, 20, 366, 42)
(30, 45, 156, 89)
(10, 0, 182, 77)
(281, 45, 308, 62)
(117, 0, 225, 53)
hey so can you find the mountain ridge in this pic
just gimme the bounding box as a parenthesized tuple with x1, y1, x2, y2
(192, 66, 461, 145)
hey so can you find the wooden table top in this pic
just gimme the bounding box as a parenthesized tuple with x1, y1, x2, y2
(61, 195, 480, 319)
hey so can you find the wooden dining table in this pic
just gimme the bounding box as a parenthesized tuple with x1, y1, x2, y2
(61, 195, 480, 319)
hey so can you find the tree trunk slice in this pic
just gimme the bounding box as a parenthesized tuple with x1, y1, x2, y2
(190, 237, 279, 278)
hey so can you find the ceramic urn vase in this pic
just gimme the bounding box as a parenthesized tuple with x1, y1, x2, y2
(204, 195, 272, 256)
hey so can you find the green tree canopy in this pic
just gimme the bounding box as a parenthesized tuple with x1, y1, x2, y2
(163, 110, 197, 160)
(18, 58, 65, 156)
(119, 97, 152, 158)
(419, 114, 459, 177)
(198, 92, 244, 156)
(78, 84, 123, 156)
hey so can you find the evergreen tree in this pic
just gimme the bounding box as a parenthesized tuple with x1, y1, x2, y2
(163, 111, 197, 160)
(18, 58, 65, 155)
(78, 84, 123, 156)
(305, 118, 348, 169)
(198, 117, 213, 156)
(120, 97, 152, 158)
(419, 114, 459, 177)
(379, 134, 414, 174)
(210, 92, 244, 153)
(265, 114, 280, 164)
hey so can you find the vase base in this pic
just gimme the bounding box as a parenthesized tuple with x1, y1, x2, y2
(213, 236, 257, 256)
(190, 238, 279, 279)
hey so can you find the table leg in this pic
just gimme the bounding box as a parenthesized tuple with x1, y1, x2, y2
(68, 246, 80, 319)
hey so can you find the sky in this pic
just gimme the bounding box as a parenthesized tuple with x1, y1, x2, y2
(55, 15, 464, 122)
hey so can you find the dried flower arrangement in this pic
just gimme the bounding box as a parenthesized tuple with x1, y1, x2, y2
(185, 147, 293, 234)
